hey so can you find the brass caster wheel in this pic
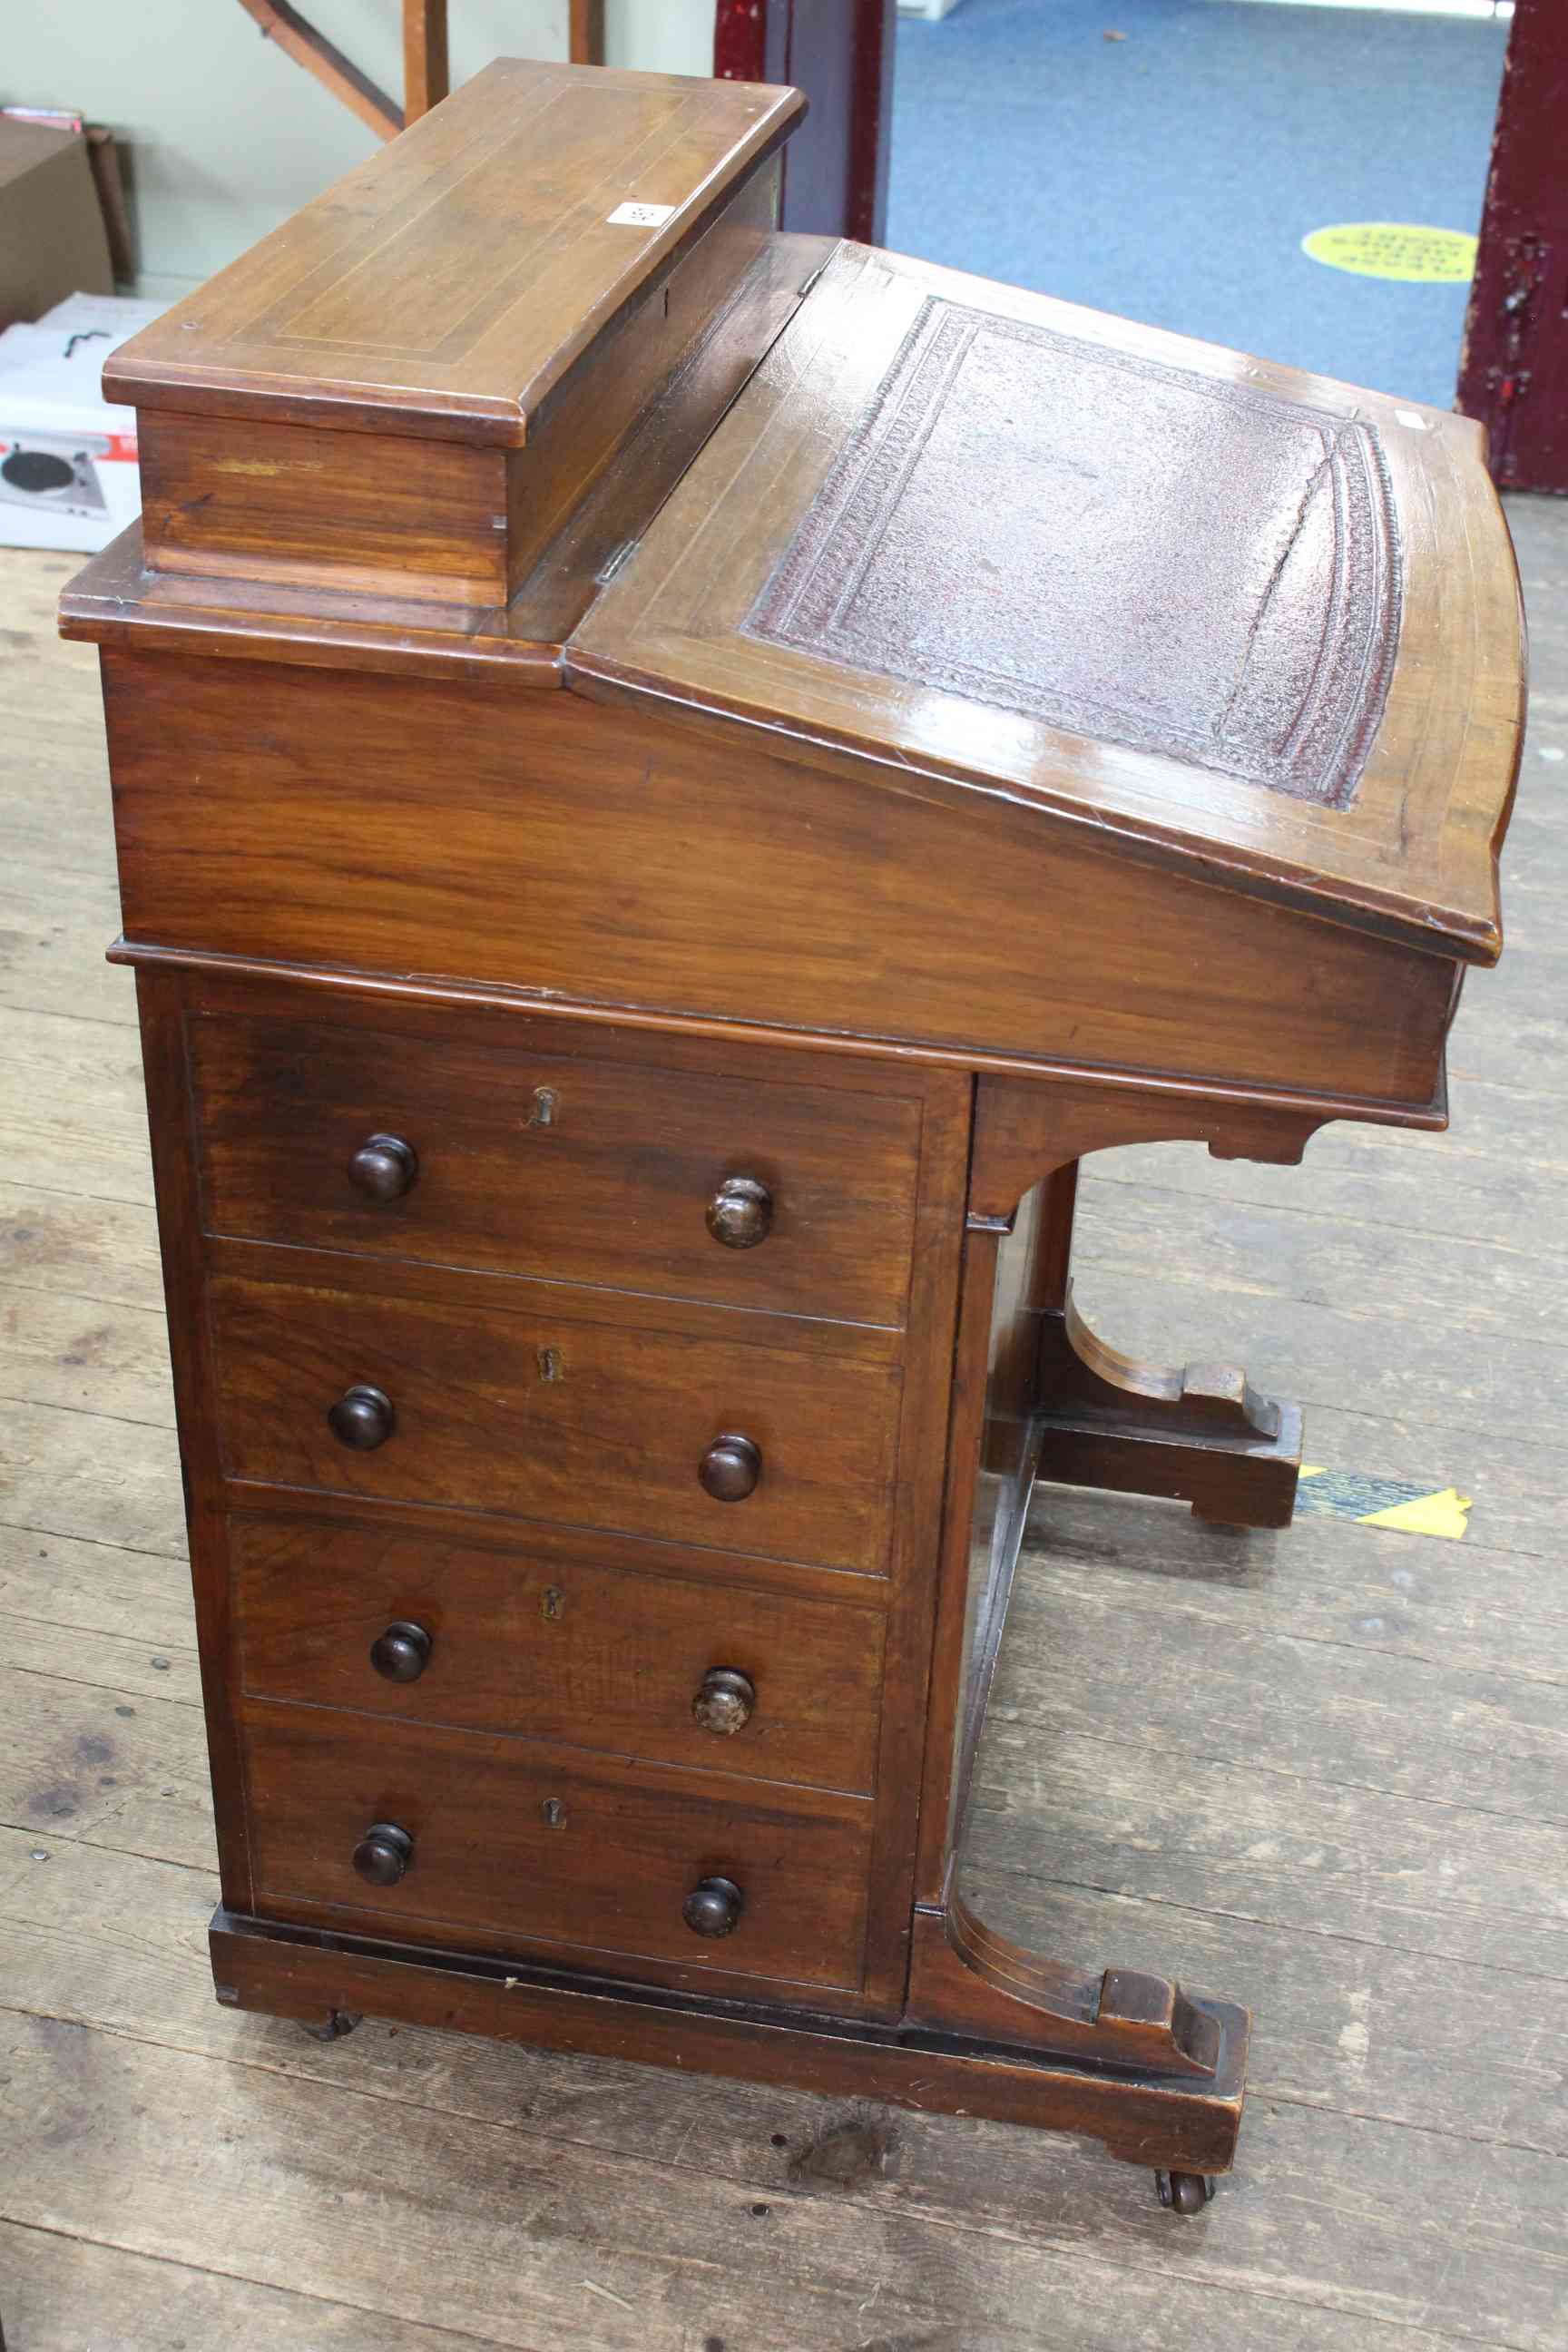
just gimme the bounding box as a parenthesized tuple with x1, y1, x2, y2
(1155, 2170, 1215, 2214)
(300, 2008, 363, 2043)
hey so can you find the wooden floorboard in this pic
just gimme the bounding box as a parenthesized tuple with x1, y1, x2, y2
(2, 517, 1566, 2348)
(0, 2222, 500, 2352)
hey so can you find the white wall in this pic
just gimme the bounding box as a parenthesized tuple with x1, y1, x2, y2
(7, 1, 715, 298)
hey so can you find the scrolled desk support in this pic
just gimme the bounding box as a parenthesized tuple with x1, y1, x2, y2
(905, 1070, 1338, 2199)
(1028, 1144, 1303, 1529)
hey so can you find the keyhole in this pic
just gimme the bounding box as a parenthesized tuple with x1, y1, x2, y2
(536, 1347, 563, 1384)
(527, 1087, 558, 1129)
(540, 1797, 567, 1830)
(540, 1584, 565, 1623)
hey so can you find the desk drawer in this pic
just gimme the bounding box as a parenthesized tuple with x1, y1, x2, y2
(211, 1272, 900, 1573)
(233, 1514, 886, 1793)
(191, 1013, 921, 1326)
(242, 1699, 873, 1993)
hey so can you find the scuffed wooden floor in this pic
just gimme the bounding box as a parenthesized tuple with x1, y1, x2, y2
(1, 508, 1564, 2350)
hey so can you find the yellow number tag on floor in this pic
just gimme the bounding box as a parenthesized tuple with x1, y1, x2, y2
(1302, 223, 1477, 282)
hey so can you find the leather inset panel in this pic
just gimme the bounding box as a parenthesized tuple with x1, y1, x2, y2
(746, 297, 1401, 808)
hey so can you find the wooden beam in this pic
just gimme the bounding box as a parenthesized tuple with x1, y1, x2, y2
(402, 0, 450, 122)
(569, 0, 604, 68)
(236, 0, 403, 141)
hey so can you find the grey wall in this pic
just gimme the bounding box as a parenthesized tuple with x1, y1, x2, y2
(7, 2, 715, 298)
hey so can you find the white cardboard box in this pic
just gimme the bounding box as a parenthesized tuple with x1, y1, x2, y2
(0, 291, 164, 553)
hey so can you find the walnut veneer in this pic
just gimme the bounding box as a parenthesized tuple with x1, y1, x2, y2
(61, 59, 1524, 2211)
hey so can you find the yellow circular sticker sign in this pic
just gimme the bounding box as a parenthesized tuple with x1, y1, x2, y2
(1302, 223, 1477, 283)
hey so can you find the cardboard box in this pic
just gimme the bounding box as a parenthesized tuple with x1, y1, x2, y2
(0, 116, 114, 329)
(0, 292, 165, 553)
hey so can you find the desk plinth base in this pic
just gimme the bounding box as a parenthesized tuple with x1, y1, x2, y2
(210, 1909, 1249, 2185)
(1035, 1392, 1304, 1532)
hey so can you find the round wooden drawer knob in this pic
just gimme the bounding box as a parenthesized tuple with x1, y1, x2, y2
(693, 1668, 755, 1736)
(706, 1175, 773, 1250)
(348, 1132, 418, 1202)
(328, 1384, 395, 1450)
(369, 1621, 432, 1683)
(699, 1433, 761, 1502)
(352, 1821, 413, 1886)
(682, 1875, 744, 1938)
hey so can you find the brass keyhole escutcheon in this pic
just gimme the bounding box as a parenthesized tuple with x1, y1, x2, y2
(540, 1584, 566, 1623)
(540, 1797, 568, 1830)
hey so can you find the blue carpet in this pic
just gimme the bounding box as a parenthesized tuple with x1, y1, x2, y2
(887, 0, 1507, 408)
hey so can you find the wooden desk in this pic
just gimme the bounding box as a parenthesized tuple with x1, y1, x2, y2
(61, 59, 1524, 2214)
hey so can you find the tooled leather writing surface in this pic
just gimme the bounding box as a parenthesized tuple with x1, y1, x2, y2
(745, 297, 1401, 808)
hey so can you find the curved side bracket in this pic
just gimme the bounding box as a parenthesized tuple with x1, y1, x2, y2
(1054, 1291, 1282, 1438)
(968, 1071, 1334, 1227)
(1035, 1288, 1303, 1529)
(903, 1067, 1343, 2166)
(968, 1073, 1325, 1528)
(908, 1896, 1226, 2080)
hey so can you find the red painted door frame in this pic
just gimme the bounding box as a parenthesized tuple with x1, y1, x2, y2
(1457, 0, 1568, 493)
(715, 0, 895, 244)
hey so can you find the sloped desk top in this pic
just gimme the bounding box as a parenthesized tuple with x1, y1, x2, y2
(569, 241, 1524, 965)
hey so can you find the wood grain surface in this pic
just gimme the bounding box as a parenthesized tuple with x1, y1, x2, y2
(572, 240, 1524, 965)
(207, 1266, 903, 1573)
(97, 650, 1461, 1112)
(3, 504, 1560, 2342)
(240, 1696, 875, 1994)
(132, 162, 793, 610)
(190, 1000, 924, 1327)
(232, 1510, 887, 1792)
(103, 60, 805, 446)
(59, 233, 833, 671)
(137, 411, 512, 606)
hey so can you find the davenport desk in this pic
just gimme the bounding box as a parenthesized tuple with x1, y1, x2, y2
(61, 61, 1524, 2212)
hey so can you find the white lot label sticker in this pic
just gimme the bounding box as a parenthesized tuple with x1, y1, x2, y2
(607, 201, 675, 228)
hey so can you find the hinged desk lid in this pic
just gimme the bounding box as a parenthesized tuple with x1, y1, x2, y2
(570, 242, 1524, 965)
(103, 59, 803, 447)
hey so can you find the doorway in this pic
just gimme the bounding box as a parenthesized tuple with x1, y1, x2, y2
(885, 0, 1511, 408)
